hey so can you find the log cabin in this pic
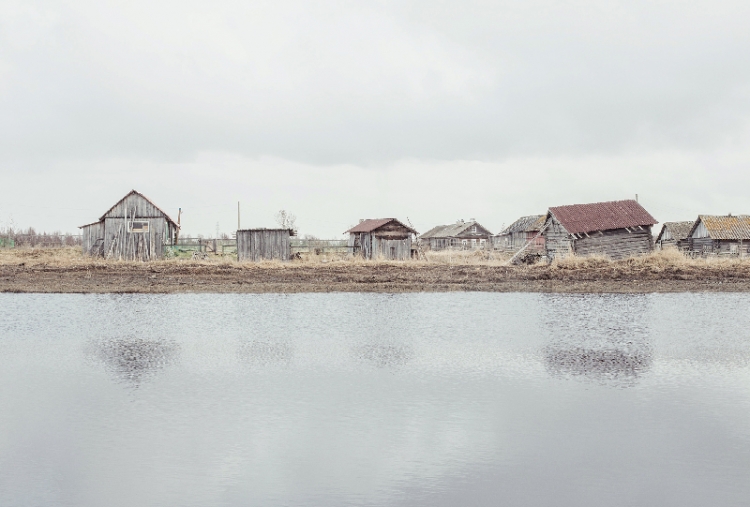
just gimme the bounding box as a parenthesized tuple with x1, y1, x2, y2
(542, 200, 657, 260)
(494, 215, 546, 253)
(654, 221, 693, 251)
(419, 220, 492, 251)
(687, 215, 750, 256)
(346, 219, 417, 260)
(80, 190, 179, 260)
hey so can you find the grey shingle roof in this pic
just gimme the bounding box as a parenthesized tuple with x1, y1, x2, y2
(498, 215, 545, 235)
(693, 215, 750, 240)
(655, 221, 694, 242)
(420, 220, 490, 239)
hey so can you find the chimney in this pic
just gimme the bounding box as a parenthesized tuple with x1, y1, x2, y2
(359, 219, 364, 223)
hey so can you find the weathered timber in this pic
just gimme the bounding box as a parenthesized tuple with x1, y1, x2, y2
(236, 229, 293, 262)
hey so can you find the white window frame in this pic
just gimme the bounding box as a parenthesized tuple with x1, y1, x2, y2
(128, 220, 150, 233)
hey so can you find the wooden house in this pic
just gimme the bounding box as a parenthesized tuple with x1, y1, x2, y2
(543, 199, 657, 260)
(236, 228, 295, 262)
(494, 215, 546, 253)
(346, 218, 416, 260)
(687, 215, 750, 256)
(419, 220, 492, 251)
(655, 221, 693, 251)
(79, 190, 179, 260)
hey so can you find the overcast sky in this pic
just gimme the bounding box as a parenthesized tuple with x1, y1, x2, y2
(2, 0, 749, 237)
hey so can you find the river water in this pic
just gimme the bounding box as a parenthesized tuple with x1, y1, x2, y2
(0, 292, 749, 506)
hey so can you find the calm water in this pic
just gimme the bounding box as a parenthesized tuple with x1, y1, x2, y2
(1, 292, 749, 507)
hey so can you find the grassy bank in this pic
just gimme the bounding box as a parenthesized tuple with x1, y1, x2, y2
(2, 247, 750, 293)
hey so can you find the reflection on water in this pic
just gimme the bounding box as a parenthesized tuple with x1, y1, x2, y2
(1, 292, 750, 507)
(238, 340, 293, 365)
(542, 294, 653, 385)
(92, 337, 179, 386)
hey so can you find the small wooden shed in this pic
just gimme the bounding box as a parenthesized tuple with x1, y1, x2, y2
(687, 215, 750, 256)
(543, 199, 657, 260)
(419, 220, 492, 251)
(655, 221, 693, 251)
(494, 215, 546, 253)
(79, 190, 179, 260)
(346, 218, 417, 260)
(236, 228, 295, 262)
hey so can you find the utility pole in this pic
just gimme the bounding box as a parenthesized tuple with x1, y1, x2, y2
(237, 202, 241, 230)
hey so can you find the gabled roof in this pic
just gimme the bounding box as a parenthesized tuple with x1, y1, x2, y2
(690, 215, 750, 240)
(498, 215, 545, 235)
(99, 190, 179, 227)
(420, 220, 491, 239)
(655, 221, 694, 242)
(345, 218, 417, 234)
(548, 199, 657, 235)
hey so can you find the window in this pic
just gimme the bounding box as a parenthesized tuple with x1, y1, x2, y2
(471, 226, 477, 233)
(730, 243, 739, 255)
(128, 221, 149, 233)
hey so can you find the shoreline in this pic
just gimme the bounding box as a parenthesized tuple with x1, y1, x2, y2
(3, 262, 750, 294)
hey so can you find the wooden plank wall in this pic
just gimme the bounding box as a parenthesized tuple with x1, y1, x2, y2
(81, 222, 105, 256)
(103, 217, 166, 261)
(237, 229, 291, 262)
(102, 193, 170, 221)
(372, 236, 412, 260)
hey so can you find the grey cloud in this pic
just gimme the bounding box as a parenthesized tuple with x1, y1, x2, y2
(2, 0, 750, 165)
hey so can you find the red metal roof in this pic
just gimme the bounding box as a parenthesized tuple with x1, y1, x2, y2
(549, 200, 657, 235)
(345, 218, 416, 234)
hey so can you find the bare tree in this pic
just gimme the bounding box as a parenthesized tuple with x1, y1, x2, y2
(275, 210, 297, 231)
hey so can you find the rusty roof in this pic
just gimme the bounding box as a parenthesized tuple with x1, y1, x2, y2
(345, 218, 417, 234)
(548, 199, 657, 235)
(655, 221, 694, 242)
(693, 215, 750, 240)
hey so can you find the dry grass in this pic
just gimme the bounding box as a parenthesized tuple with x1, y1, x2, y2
(4, 245, 750, 273)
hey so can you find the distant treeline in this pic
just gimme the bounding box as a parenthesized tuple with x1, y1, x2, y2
(0, 227, 81, 248)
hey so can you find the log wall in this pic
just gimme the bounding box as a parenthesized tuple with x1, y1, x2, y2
(573, 227, 653, 260)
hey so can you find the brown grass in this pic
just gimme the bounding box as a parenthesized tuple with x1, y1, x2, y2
(4, 246, 750, 294)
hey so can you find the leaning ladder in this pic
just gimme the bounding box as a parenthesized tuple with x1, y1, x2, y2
(508, 221, 550, 264)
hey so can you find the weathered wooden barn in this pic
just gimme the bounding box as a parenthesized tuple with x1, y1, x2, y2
(687, 215, 750, 256)
(494, 215, 546, 253)
(419, 220, 492, 250)
(346, 219, 417, 260)
(655, 221, 693, 251)
(79, 190, 179, 260)
(543, 200, 657, 260)
(236, 228, 295, 262)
